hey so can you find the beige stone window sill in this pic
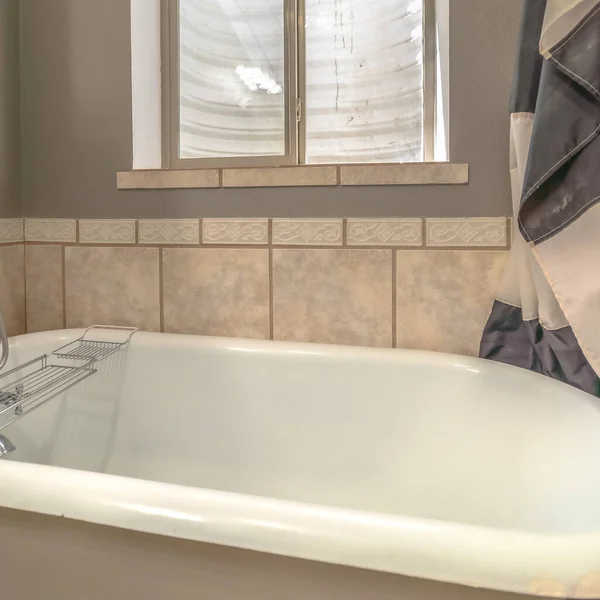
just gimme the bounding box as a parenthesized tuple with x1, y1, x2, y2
(117, 163, 468, 190)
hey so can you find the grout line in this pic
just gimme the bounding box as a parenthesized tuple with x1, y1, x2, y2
(22, 244, 28, 334)
(422, 218, 427, 247)
(135, 219, 139, 244)
(342, 218, 348, 247)
(61, 245, 67, 329)
(159, 247, 165, 333)
(336, 165, 341, 185)
(392, 249, 397, 349)
(76, 220, 80, 244)
(21, 241, 508, 252)
(268, 220, 274, 341)
(199, 218, 204, 246)
(414, 246, 508, 252)
(21, 241, 509, 252)
(269, 247, 274, 341)
(218, 169, 223, 188)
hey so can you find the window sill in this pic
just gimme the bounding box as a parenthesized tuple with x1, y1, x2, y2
(117, 163, 468, 190)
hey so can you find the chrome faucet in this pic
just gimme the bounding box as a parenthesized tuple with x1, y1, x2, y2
(0, 309, 9, 372)
(0, 383, 22, 457)
(0, 434, 15, 457)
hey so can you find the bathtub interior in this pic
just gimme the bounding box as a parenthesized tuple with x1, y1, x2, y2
(4, 329, 600, 535)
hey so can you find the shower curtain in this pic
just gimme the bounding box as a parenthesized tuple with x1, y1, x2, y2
(480, 0, 600, 396)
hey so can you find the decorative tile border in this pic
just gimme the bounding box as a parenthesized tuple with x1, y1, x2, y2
(272, 219, 343, 246)
(426, 218, 507, 247)
(203, 219, 268, 245)
(347, 219, 422, 247)
(138, 219, 200, 245)
(19, 218, 510, 249)
(79, 220, 136, 244)
(25, 219, 77, 243)
(0, 219, 24, 244)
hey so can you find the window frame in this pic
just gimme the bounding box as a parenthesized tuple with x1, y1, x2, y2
(162, 0, 436, 170)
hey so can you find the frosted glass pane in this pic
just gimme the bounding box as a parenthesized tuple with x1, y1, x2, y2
(305, 0, 423, 163)
(179, 0, 286, 159)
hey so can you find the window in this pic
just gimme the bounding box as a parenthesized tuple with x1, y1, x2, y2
(164, 0, 438, 169)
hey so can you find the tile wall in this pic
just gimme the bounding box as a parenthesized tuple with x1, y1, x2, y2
(0, 220, 25, 336)
(0, 217, 509, 356)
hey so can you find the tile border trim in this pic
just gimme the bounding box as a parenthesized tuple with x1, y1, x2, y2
(426, 217, 508, 248)
(79, 219, 136, 244)
(25, 219, 77, 243)
(0, 219, 24, 244)
(203, 219, 269, 245)
(347, 219, 423, 247)
(273, 219, 343, 246)
(20, 218, 511, 250)
(138, 219, 201, 245)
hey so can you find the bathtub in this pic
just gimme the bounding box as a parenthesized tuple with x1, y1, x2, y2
(1, 329, 600, 600)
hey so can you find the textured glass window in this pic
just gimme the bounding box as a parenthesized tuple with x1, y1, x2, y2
(305, 0, 423, 163)
(179, 0, 286, 159)
(175, 0, 427, 165)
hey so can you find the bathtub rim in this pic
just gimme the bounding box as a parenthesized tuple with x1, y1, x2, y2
(1, 458, 600, 599)
(6, 328, 599, 392)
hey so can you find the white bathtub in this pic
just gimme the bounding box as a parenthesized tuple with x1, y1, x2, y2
(1, 329, 600, 599)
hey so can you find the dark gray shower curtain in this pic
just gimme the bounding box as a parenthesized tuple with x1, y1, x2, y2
(480, 0, 600, 396)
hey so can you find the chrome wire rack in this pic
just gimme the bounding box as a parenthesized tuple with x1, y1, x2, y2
(53, 325, 138, 361)
(0, 355, 96, 430)
(0, 325, 137, 431)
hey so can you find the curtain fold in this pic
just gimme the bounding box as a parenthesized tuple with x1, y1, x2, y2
(480, 0, 600, 396)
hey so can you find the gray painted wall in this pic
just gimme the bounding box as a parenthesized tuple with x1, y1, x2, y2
(0, 0, 21, 218)
(19, 0, 521, 219)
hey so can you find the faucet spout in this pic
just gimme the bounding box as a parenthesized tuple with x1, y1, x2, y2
(0, 434, 15, 457)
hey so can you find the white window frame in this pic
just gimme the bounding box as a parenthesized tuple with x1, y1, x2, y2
(160, 0, 438, 170)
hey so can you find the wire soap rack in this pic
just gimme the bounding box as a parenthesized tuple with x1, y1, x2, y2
(0, 325, 137, 431)
(53, 325, 137, 361)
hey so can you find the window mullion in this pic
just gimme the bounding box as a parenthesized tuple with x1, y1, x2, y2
(283, 0, 301, 166)
(422, 0, 437, 162)
(296, 0, 306, 165)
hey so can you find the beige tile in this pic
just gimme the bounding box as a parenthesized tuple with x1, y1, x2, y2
(117, 169, 219, 189)
(396, 251, 507, 356)
(0, 245, 25, 336)
(426, 218, 508, 247)
(273, 249, 392, 347)
(340, 163, 468, 185)
(65, 247, 160, 331)
(162, 248, 269, 339)
(222, 166, 337, 188)
(26, 246, 64, 333)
